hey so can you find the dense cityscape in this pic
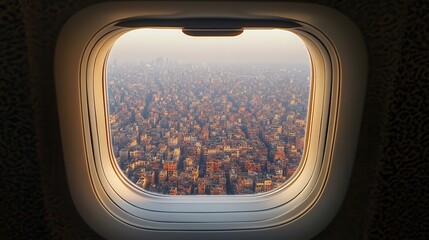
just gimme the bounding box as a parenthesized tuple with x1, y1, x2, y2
(107, 58, 310, 195)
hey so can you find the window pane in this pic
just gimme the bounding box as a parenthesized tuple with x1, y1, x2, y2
(107, 29, 311, 195)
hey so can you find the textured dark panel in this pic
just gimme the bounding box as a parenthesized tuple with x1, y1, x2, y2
(0, 0, 50, 239)
(364, 1, 429, 238)
(0, 0, 428, 239)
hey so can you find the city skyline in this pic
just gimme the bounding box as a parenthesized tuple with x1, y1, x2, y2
(108, 29, 310, 65)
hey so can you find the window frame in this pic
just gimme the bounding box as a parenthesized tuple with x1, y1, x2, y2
(55, 2, 367, 239)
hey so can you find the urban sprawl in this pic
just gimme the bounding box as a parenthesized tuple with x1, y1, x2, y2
(108, 58, 310, 195)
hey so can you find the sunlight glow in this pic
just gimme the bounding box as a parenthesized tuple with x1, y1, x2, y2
(109, 29, 309, 65)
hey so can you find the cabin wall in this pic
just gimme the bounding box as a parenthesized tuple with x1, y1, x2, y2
(0, 0, 427, 239)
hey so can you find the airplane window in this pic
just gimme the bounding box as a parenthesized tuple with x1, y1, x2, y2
(106, 29, 311, 195)
(55, 2, 366, 239)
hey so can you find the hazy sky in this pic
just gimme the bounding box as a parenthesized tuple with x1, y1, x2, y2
(108, 28, 310, 65)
